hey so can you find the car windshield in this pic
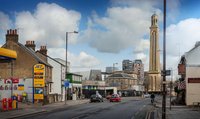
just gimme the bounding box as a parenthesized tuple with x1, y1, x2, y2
(91, 95, 97, 98)
(112, 94, 118, 98)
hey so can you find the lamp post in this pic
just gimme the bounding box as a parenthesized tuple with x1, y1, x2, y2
(162, 0, 166, 119)
(169, 68, 173, 110)
(113, 63, 118, 73)
(65, 31, 78, 105)
(11, 60, 13, 98)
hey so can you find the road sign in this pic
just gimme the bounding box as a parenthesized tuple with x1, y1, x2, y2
(161, 70, 171, 76)
(34, 64, 45, 87)
(64, 81, 69, 87)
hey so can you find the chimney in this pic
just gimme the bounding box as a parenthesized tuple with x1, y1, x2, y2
(6, 29, 18, 43)
(39, 46, 47, 55)
(25, 40, 36, 51)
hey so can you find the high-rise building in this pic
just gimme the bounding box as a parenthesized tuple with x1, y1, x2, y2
(148, 14, 161, 92)
(133, 59, 144, 80)
(106, 67, 118, 74)
(89, 70, 102, 81)
(122, 60, 133, 71)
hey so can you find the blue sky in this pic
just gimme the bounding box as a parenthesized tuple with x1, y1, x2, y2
(1, 0, 200, 74)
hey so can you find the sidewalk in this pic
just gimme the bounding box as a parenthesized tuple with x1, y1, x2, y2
(154, 96, 200, 119)
(0, 99, 89, 119)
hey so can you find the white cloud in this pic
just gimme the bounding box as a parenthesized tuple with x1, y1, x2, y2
(0, 12, 12, 44)
(79, 3, 162, 53)
(167, 18, 200, 57)
(134, 39, 150, 53)
(0, 12, 12, 30)
(48, 48, 100, 72)
(70, 51, 101, 68)
(15, 2, 81, 48)
(165, 18, 200, 73)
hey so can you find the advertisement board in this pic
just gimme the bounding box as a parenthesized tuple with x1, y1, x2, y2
(34, 64, 45, 100)
(34, 64, 45, 87)
(18, 84, 24, 91)
(34, 88, 44, 99)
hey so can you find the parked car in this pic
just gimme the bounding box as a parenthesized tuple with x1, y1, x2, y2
(144, 93, 150, 98)
(90, 94, 104, 102)
(110, 94, 121, 102)
(106, 95, 112, 100)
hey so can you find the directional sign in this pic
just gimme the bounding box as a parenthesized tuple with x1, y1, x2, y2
(161, 70, 171, 76)
(64, 81, 70, 87)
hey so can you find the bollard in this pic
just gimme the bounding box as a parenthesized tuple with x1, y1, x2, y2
(2, 98, 7, 111)
(8, 98, 12, 110)
(12, 96, 18, 109)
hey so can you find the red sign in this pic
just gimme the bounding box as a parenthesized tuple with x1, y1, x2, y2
(188, 78, 200, 83)
(12, 78, 19, 83)
(4, 78, 19, 84)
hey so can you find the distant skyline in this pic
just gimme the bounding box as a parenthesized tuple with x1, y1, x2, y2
(1, 0, 200, 74)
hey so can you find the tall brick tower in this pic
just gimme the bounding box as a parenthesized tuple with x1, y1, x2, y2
(148, 14, 161, 92)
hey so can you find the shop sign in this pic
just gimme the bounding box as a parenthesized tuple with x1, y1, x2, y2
(34, 64, 45, 87)
(4, 78, 19, 84)
(0, 85, 18, 90)
(188, 78, 200, 83)
(12, 78, 19, 83)
(18, 84, 24, 91)
(34, 88, 44, 99)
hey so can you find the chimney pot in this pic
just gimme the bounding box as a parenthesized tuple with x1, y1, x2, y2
(15, 29, 17, 34)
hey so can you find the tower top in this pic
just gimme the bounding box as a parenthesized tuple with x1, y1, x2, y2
(151, 14, 158, 27)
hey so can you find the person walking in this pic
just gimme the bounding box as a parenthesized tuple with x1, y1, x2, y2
(150, 93, 155, 104)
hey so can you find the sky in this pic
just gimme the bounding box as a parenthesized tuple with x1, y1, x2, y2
(0, 0, 200, 76)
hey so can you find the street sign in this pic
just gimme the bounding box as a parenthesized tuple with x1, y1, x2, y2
(161, 70, 171, 76)
(64, 81, 69, 87)
(34, 64, 45, 87)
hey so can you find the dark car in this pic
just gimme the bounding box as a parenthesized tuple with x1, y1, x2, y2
(110, 94, 121, 102)
(106, 94, 112, 100)
(90, 94, 103, 102)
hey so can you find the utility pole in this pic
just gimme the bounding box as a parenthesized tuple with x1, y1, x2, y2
(170, 69, 173, 110)
(11, 60, 13, 98)
(65, 31, 78, 105)
(162, 0, 167, 119)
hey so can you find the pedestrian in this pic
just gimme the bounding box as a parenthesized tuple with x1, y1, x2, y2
(150, 93, 155, 103)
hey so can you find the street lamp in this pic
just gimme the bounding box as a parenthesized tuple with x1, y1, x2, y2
(65, 31, 78, 105)
(113, 63, 118, 73)
(162, 0, 167, 119)
(170, 69, 173, 110)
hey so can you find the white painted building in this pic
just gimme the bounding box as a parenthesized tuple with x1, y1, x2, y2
(179, 41, 200, 105)
(47, 57, 66, 102)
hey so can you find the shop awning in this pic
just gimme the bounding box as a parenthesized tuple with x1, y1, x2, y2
(0, 48, 17, 61)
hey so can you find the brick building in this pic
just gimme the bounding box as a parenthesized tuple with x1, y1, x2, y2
(0, 29, 52, 103)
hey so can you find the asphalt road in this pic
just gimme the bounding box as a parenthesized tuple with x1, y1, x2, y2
(18, 97, 155, 119)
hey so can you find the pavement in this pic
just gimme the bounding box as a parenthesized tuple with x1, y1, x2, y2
(150, 96, 200, 119)
(0, 99, 89, 119)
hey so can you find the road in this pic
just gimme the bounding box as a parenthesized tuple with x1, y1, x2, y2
(18, 97, 155, 119)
